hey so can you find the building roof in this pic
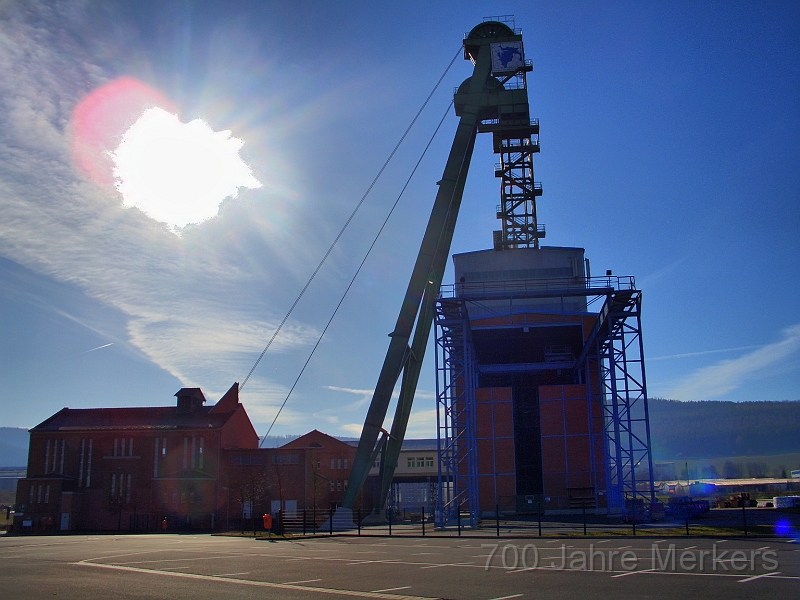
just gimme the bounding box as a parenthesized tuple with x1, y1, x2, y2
(342, 438, 438, 452)
(30, 406, 237, 432)
(281, 430, 353, 450)
(31, 383, 244, 432)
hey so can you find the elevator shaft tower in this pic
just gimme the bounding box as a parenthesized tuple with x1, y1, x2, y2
(341, 20, 537, 516)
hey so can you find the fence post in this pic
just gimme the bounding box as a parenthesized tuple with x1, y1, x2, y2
(329, 507, 333, 536)
(582, 501, 587, 536)
(742, 496, 748, 536)
(388, 508, 392, 537)
(422, 506, 425, 537)
(357, 508, 361, 536)
(303, 508, 306, 536)
(313, 505, 316, 535)
(457, 508, 461, 537)
(495, 504, 500, 538)
(538, 509, 542, 537)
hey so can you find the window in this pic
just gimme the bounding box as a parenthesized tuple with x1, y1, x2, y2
(79, 439, 86, 486)
(113, 438, 118, 457)
(44, 485, 50, 504)
(337, 480, 341, 491)
(29, 486, 34, 504)
(272, 454, 299, 465)
(199, 437, 204, 470)
(343, 458, 348, 469)
(330, 480, 334, 491)
(37, 485, 42, 503)
(153, 438, 160, 478)
(126, 474, 131, 504)
(337, 458, 341, 470)
(344, 480, 348, 491)
(129, 438, 134, 457)
(425, 457, 434, 468)
(180, 491, 186, 504)
(121, 438, 126, 457)
(416, 457, 425, 468)
(316, 459, 321, 469)
(231, 455, 261, 465)
(330, 458, 335, 470)
(86, 439, 93, 487)
(111, 474, 116, 498)
(162, 438, 167, 455)
(407, 457, 414, 468)
(172, 492, 177, 505)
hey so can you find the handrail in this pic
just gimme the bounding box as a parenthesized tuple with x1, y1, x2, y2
(439, 275, 636, 300)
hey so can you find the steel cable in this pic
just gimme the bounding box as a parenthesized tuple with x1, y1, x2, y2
(241, 46, 462, 391)
(260, 99, 455, 444)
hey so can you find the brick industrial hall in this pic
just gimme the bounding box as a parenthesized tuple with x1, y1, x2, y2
(12, 384, 389, 533)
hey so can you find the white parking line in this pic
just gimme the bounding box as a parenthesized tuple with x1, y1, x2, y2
(371, 586, 411, 593)
(283, 578, 322, 584)
(738, 572, 780, 583)
(612, 569, 654, 578)
(74, 562, 435, 599)
(214, 572, 250, 577)
(487, 594, 523, 600)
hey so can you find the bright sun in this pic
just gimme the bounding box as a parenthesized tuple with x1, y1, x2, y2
(111, 107, 261, 228)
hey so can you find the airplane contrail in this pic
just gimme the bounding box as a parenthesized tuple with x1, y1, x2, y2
(81, 342, 114, 354)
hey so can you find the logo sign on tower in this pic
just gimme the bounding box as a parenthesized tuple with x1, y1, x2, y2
(490, 41, 524, 74)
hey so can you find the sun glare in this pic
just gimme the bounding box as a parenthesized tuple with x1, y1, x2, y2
(111, 108, 261, 229)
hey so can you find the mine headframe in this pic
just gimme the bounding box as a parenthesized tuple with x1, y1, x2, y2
(340, 19, 539, 519)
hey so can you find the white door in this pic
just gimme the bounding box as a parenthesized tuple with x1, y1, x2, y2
(60, 513, 69, 531)
(271, 500, 281, 515)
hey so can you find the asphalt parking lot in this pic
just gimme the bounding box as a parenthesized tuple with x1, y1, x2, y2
(0, 533, 798, 599)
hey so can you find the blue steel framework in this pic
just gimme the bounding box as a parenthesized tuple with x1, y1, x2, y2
(435, 278, 655, 525)
(434, 298, 479, 528)
(581, 290, 656, 518)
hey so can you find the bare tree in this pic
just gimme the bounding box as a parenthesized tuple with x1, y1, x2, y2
(228, 463, 268, 534)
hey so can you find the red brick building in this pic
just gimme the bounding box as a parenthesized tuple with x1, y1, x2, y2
(14, 383, 258, 533)
(221, 430, 369, 528)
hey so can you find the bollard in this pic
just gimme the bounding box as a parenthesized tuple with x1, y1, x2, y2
(422, 506, 425, 537)
(330, 507, 333, 536)
(457, 508, 461, 537)
(357, 508, 361, 536)
(303, 508, 306, 536)
(388, 508, 392, 537)
(495, 504, 500, 538)
(313, 505, 316, 535)
(538, 510, 542, 537)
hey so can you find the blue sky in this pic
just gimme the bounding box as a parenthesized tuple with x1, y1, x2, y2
(0, 1, 798, 436)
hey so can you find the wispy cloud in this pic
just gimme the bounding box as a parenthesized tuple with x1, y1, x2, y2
(648, 345, 761, 361)
(668, 324, 800, 400)
(0, 4, 327, 412)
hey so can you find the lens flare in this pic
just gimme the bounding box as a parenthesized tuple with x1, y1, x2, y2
(71, 77, 176, 188)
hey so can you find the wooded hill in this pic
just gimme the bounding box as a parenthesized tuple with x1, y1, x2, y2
(648, 399, 800, 459)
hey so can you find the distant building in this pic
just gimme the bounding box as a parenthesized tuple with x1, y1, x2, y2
(14, 383, 257, 533)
